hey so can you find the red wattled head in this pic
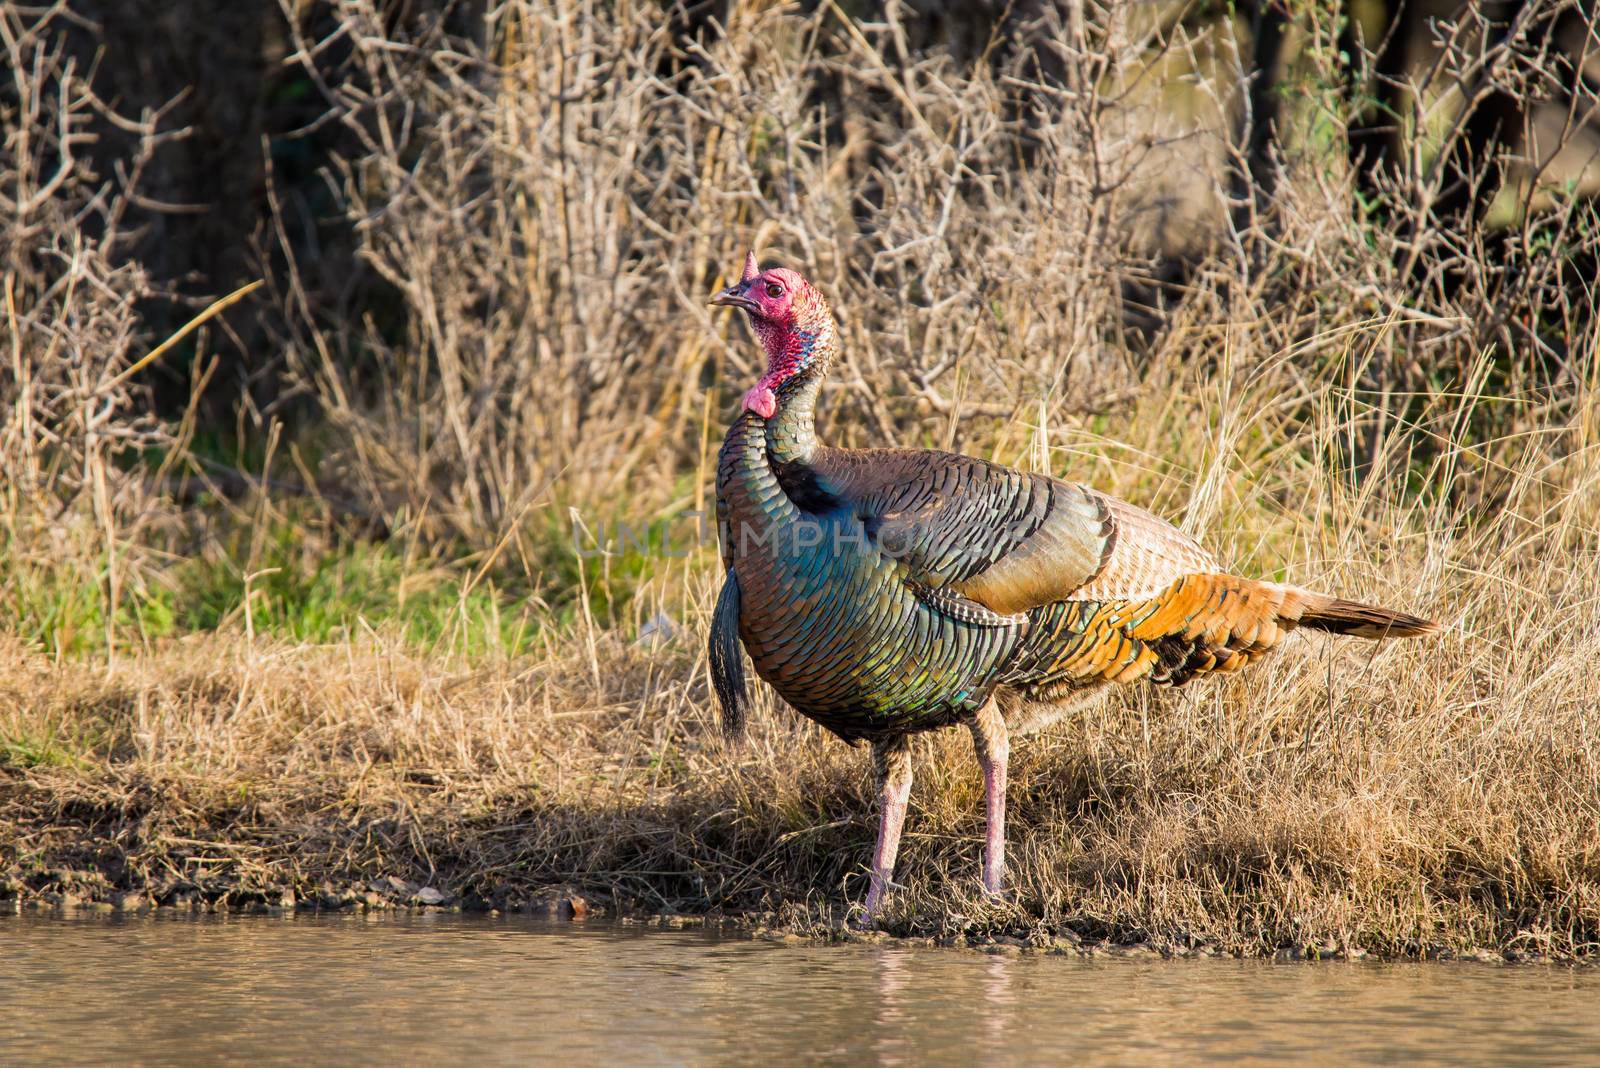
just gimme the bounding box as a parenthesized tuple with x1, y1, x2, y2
(709, 254, 835, 419)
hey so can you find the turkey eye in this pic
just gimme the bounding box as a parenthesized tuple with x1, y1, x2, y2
(765, 282, 784, 298)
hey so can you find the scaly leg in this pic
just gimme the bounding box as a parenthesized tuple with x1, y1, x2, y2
(967, 698, 1010, 897)
(862, 735, 913, 923)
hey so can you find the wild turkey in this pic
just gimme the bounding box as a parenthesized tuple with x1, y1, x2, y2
(707, 252, 1438, 922)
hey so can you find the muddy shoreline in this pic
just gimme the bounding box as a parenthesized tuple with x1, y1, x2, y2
(0, 874, 1576, 966)
(5, 636, 1597, 967)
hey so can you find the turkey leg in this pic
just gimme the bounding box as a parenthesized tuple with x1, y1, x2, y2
(862, 736, 912, 922)
(967, 699, 1010, 896)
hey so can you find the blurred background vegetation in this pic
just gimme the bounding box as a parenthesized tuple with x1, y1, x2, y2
(2, 0, 1597, 657)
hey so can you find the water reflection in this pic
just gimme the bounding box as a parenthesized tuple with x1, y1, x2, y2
(980, 954, 1016, 1052)
(872, 948, 910, 1065)
(1, 912, 1596, 1067)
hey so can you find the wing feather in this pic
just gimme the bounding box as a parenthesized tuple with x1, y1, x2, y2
(813, 447, 1220, 615)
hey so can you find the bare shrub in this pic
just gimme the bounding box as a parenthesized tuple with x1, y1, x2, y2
(0, 4, 200, 656)
(1341, 1, 1600, 389)
(277, 1, 1600, 541)
(272, 0, 1226, 543)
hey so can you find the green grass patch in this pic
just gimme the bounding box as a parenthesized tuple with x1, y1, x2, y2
(0, 727, 89, 771)
(174, 526, 544, 658)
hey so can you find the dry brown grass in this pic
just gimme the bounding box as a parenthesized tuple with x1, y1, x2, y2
(4, 346, 1599, 956)
(2, 1, 1600, 957)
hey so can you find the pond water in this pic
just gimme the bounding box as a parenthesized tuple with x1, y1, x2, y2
(2, 912, 1596, 1065)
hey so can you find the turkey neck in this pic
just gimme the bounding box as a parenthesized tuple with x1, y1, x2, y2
(764, 368, 841, 513)
(718, 365, 833, 537)
(718, 412, 799, 536)
(765, 368, 822, 468)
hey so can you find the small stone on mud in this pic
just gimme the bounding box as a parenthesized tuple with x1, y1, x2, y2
(1109, 942, 1159, 959)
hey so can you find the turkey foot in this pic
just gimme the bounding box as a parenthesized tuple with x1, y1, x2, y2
(968, 700, 1009, 897)
(861, 737, 912, 925)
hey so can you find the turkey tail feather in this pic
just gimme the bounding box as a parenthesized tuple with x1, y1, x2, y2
(709, 570, 749, 738)
(1279, 587, 1439, 639)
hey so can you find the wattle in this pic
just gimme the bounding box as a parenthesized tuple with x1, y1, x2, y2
(742, 383, 777, 419)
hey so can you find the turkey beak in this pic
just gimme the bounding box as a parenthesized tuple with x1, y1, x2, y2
(709, 283, 758, 312)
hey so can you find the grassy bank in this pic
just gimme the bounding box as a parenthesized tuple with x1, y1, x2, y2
(5, 348, 1598, 960)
